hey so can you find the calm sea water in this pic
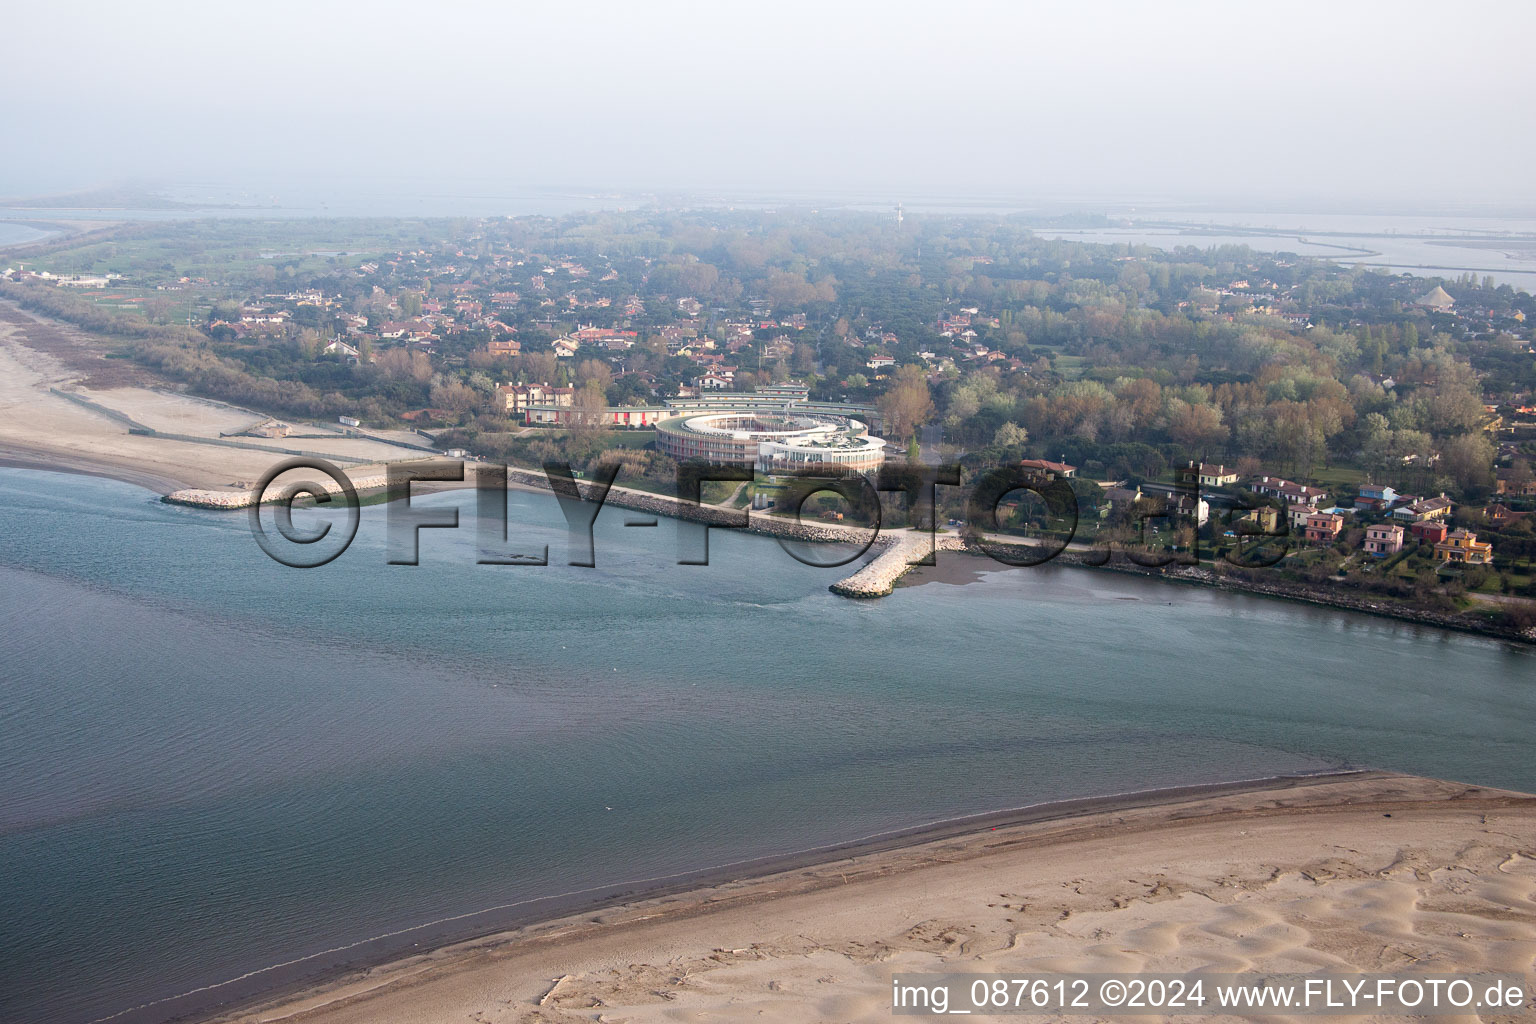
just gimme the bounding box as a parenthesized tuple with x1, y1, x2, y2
(2, 468, 1533, 1024)
(1032, 218, 1536, 292)
(0, 221, 55, 247)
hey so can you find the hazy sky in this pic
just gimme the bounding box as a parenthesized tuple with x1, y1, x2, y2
(4, 0, 1534, 209)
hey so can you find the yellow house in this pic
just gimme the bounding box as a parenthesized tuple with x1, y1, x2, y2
(1197, 464, 1240, 488)
(1434, 528, 1493, 565)
(1238, 506, 1279, 533)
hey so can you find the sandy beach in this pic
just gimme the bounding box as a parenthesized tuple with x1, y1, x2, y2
(0, 300, 425, 492)
(201, 772, 1535, 1024)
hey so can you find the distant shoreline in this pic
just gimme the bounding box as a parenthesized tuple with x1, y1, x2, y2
(0, 449, 190, 495)
(0, 219, 61, 250)
(0, 217, 116, 251)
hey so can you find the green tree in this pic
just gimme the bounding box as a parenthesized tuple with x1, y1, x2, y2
(993, 421, 1029, 448)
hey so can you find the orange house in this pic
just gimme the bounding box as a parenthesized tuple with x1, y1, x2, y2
(1304, 512, 1344, 543)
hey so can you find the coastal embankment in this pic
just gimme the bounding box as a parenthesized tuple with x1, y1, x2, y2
(904, 543, 1536, 645)
(166, 464, 965, 597)
(164, 469, 1536, 634)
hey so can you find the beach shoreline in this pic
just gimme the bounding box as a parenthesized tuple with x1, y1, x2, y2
(0, 448, 197, 495)
(116, 771, 1373, 1023)
(180, 770, 1536, 1024)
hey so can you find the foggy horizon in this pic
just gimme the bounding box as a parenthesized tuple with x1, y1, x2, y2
(5, 0, 1534, 212)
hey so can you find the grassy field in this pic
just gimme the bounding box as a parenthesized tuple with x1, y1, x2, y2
(1308, 462, 1368, 496)
(1032, 346, 1086, 380)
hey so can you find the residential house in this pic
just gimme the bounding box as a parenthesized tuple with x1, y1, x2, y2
(1166, 492, 1210, 526)
(1485, 503, 1532, 527)
(1393, 494, 1453, 523)
(1251, 476, 1328, 506)
(1101, 486, 1197, 527)
(1238, 506, 1280, 533)
(1104, 485, 1142, 509)
(524, 405, 668, 428)
(1363, 523, 1405, 556)
(1496, 471, 1536, 497)
(1288, 503, 1318, 530)
(1304, 511, 1344, 543)
(497, 383, 574, 415)
(1196, 464, 1240, 488)
(1355, 483, 1401, 512)
(323, 338, 362, 362)
(763, 337, 796, 361)
(551, 337, 580, 358)
(865, 355, 896, 371)
(1435, 529, 1493, 564)
(572, 325, 637, 346)
(1410, 520, 1450, 544)
(1019, 459, 1076, 479)
(484, 339, 521, 357)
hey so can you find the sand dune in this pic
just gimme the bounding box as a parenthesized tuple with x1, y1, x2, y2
(216, 774, 1536, 1023)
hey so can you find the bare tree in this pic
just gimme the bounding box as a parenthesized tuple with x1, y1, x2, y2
(877, 365, 934, 441)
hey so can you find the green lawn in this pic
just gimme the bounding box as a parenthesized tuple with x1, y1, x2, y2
(1308, 462, 1368, 494)
(1051, 354, 1087, 380)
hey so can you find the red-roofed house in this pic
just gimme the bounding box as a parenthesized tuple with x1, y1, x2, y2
(1252, 476, 1329, 506)
(1410, 520, 1449, 544)
(1019, 459, 1077, 479)
(1304, 511, 1344, 543)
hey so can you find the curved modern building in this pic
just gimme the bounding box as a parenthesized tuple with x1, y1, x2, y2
(656, 410, 886, 475)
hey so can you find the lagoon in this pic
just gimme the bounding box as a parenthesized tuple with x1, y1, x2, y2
(1, 467, 1532, 1023)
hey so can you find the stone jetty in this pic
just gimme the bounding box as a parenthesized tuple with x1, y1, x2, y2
(164, 471, 394, 509)
(826, 530, 967, 598)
